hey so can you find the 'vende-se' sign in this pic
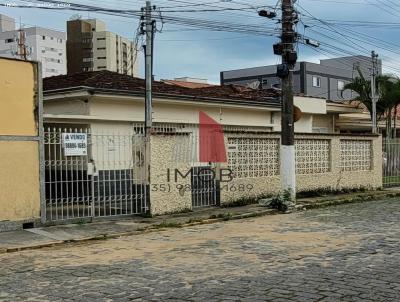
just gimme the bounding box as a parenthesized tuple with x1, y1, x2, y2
(62, 133, 87, 156)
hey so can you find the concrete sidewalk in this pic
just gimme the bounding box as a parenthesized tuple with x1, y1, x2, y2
(1, 189, 399, 254)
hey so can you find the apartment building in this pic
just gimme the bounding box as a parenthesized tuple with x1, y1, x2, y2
(220, 56, 382, 102)
(0, 14, 66, 78)
(67, 18, 138, 76)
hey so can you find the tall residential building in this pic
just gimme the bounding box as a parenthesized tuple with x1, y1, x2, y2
(67, 18, 138, 76)
(0, 14, 66, 78)
(221, 56, 382, 102)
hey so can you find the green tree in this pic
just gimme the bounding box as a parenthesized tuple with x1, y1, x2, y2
(343, 69, 400, 138)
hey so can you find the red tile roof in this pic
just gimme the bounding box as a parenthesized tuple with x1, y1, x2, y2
(43, 71, 280, 105)
(161, 79, 215, 89)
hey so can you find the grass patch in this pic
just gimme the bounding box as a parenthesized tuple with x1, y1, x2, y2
(296, 187, 369, 199)
(384, 176, 400, 186)
(209, 213, 233, 221)
(153, 221, 182, 229)
(222, 194, 273, 208)
(75, 219, 89, 225)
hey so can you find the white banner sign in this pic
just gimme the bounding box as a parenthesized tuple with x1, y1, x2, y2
(62, 133, 88, 156)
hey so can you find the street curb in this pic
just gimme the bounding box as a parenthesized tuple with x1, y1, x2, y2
(0, 209, 278, 255)
(1, 192, 399, 255)
(296, 191, 400, 211)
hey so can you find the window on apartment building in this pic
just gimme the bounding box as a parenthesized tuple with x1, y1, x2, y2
(82, 57, 93, 62)
(58, 39, 63, 43)
(50, 37, 54, 40)
(97, 38, 106, 41)
(46, 68, 58, 73)
(261, 78, 269, 89)
(97, 66, 106, 69)
(97, 57, 106, 59)
(42, 36, 46, 40)
(97, 47, 106, 50)
(83, 67, 93, 72)
(5, 38, 14, 43)
(312, 76, 321, 88)
(337, 80, 345, 91)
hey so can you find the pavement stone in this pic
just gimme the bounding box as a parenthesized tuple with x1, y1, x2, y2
(0, 198, 399, 301)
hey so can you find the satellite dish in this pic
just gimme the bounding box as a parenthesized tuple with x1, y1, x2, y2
(294, 106, 302, 123)
(246, 80, 260, 90)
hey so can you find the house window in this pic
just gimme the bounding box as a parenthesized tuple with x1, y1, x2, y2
(5, 38, 14, 43)
(261, 78, 269, 89)
(337, 80, 345, 91)
(312, 76, 321, 88)
(42, 36, 46, 40)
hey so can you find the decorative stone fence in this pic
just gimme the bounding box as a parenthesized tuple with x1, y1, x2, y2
(222, 133, 382, 205)
(149, 126, 382, 214)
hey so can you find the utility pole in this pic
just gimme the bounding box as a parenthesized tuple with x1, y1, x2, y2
(144, 1, 154, 136)
(371, 51, 379, 134)
(279, 0, 297, 204)
(259, 1, 298, 205)
(141, 1, 155, 212)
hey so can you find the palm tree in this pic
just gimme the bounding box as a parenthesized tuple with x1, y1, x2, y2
(343, 68, 400, 137)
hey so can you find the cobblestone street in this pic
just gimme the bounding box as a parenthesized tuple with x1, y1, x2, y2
(1, 199, 400, 301)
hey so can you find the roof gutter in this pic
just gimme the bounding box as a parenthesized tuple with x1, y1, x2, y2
(44, 86, 281, 109)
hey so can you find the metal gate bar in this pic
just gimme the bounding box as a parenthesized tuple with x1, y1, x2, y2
(44, 127, 147, 222)
(383, 138, 400, 187)
(191, 166, 218, 208)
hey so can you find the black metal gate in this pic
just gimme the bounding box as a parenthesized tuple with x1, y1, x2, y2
(191, 166, 219, 208)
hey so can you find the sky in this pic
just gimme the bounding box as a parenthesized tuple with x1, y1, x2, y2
(1, 0, 400, 83)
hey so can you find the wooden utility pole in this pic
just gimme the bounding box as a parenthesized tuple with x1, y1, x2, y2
(280, 0, 297, 203)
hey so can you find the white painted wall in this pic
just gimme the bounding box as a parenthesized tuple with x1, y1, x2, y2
(44, 94, 330, 134)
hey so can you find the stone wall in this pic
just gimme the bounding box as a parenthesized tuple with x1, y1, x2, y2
(150, 131, 382, 214)
(150, 134, 192, 215)
(222, 133, 382, 205)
